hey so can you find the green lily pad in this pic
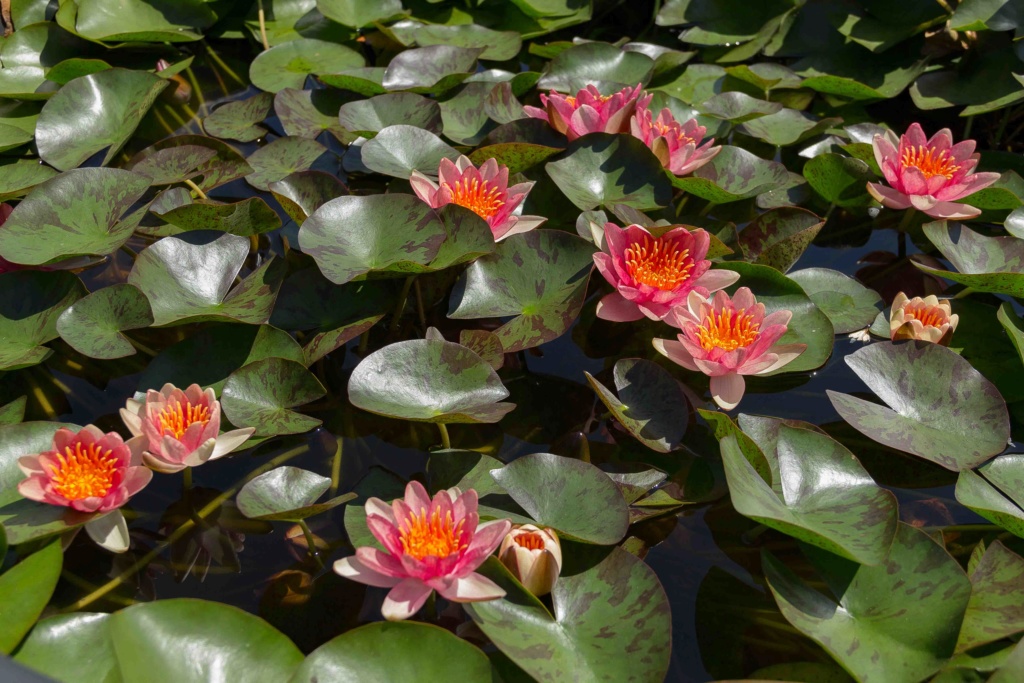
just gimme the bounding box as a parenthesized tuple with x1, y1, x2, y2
(915, 221, 1024, 298)
(221, 357, 326, 437)
(700, 92, 782, 123)
(738, 207, 824, 273)
(381, 45, 481, 95)
(43, 58, 111, 86)
(449, 230, 595, 353)
(724, 262, 834, 373)
(61, 0, 216, 42)
(269, 171, 349, 224)
(465, 549, 670, 682)
(438, 82, 498, 146)
(153, 197, 283, 237)
(671, 145, 789, 203)
(712, 417, 897, 565)
(249, 38, 364, 93)
(0, 271, 85, 371)
(0, 541, 62, 654)
(0, 22, 91, 99)
(245, 136, 328, 191)
(468, 142, 562, 174)
(127, 233, 284, 326)
(0, 159, 58, 201)
(348, 339, 514, 424)
(56, 283, 154, 360)
(802, 153, 874, 207)
(107, 599, 303, 683)
(274, 87, 347, 140)
(490, 453, 629, 544)
(128, 145, 219, 186)
(138, 324, 304, 394)
(828, 341, 1010, 471)
(0, 167, 150, 265)
(387, 21, 523, 62)
(957, 541, 1024, 652)
(338, 92, 442, 136)
(13, 613, 118, 683)
(296, 621, 492, 681)
(203, 92, 273, 142)
(359, 124, 460, 179)
(955, 454, 1024, 539)
(585, 358, 689, 453)
(0, 397, 26, 426)
(35, 68, 167, 171)
(911, 49, 1024, 117)
(764, 523, 972, 683)
(316, 67, 387, 96)
(536, 41, 654, 92)
(236, 466, 355, 521)
(142, 135, 253, 192)
(546, 133, 672, 210)
(789, 268, 882, 334)
(316, 0, 403, 27)
(0, 123, 32, 152)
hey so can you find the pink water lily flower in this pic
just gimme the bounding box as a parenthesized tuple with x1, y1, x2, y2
(524, 83, 650, 141)
(410, 156, 546, 241)
(334, 481, 511, 621)
(593, 223, 739, 322)
(120, 383, 254, 474)
(17, 425, 152, 513)
(867, 123, 1000, 220)
(656, 289, 806, 410)
(631, 106, 720, 176)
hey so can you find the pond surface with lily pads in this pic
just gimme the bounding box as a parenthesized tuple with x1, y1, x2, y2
(2, 1, 1024, 682)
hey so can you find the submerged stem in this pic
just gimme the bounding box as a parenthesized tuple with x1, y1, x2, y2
(298, 519, 324, 567)
(256, 0, 270, 51)
(437, 423, 451, 450)
(389, 276, 416, 334)
(329, 439, 343, 496)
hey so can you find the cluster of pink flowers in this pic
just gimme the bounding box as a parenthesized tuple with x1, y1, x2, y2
(16, 383, 253, 552)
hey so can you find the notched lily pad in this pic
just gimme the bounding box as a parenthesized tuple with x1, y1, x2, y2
(671, 145, 789, 203)
(222, 357, 326, 437)
(789, 268, 882, 334)
(236, 466, 354, 521)
(915, 221, 1024, 298)
(0, 271, 86, 371)
(56, 284, 154, 360)
(203, 92, 273, 142)
(956, 454, 1024, 540)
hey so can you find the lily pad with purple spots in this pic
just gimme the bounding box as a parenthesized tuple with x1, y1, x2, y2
(670, 145, 790, 203)
(56, 283, 154, 360)
(915, 221, 1024, 298)
(222, 357, 326, 437)
(956, 454, 1024, 539)
(956, 541, 1024, 652)
(0, 271, 86, 371)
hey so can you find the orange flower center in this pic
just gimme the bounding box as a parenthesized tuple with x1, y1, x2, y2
(698, 308, 761, 352)
(902, 302, 946, 328)
(48, 441, 118, 501)
(514, 532, 547, 551)
(900, 145, 960, 180)
(653, 120, 695, 145)
(400, 507, 466, 561)
(157, 400, 211, 439)
(444, 177, 505, 220)
(624, 234, 694, 290)
(564, 93, 611, 107)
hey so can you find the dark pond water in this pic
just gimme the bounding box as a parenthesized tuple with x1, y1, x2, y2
(3, 46, 1005, 683)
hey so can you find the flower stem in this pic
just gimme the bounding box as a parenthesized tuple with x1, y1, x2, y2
(578, 434, 591, 463)
(298, 519, 323, 568)
(329, 438, 343, 496)
(437, 423, 451, 450)
(388, 276, 416, 335)
(59, 443, 311, 613)
(183, 178, 208, 200)
(414, 278, 427, 330)
(256, 0, 270, 51)
(182, 466, 193, 491)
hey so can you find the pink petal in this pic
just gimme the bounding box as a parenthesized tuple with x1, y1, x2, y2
(436, 572, 506, 602)
(922, 200, 981, 220)
(756, 344, 807, 373)
(867, 183, 912, 210)
(403, 480, 432, 515)
(409, 170, 439, 205)
(596, 293, 645, 322)
(382, 579, 434, 621)
(653, 338, 699, 371)
(334, 555, 403, 588)
(904, 123, 928, 148)
(710, 374, 745, 411)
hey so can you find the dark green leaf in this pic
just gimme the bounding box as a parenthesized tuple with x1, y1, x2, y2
(236, 466, 354, 521)
(0, 541, 62, 654)
(221, 357, 326, 436)
(14, 613, 120, 683)
(381, 45, 481, 95)
(56, 283, 154, 360)
(789, 268, 882, 334)
(0, 271, 85, 371)
(738, 207, 824, 273)
(250, 38, 364, 93)
(359, 125, 460, 178)
(955, 454, 1024, 539)
(0, 396, 27, 426)
(957, 541, 1024, 652)
(802, 153, 874, 207)
(537, 42, 654, 92)
(338, 92, 442, 136)
(203, 92, 273, 142)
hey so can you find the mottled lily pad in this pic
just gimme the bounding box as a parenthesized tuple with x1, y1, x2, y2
(338, 92, 442, 136)
(56, 283, 154, 360)
(0, 271, 85, 371)
(789, 268, 882, 334)
(222, 357, 326, 437)
(203, 92, 273, 142)
(956, 541, 1024, 652)
(245, 136, 328, 191)
(537, 41, 654, 92)
(671, 145, 789, 203)
(956, 454, 1024, 539)
(381, 45, 481, 95)
(915, 221, 1024, 298)
(738, 207, 824, 273)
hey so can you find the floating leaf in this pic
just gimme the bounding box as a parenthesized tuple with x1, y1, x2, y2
(387, 22, 523, 61)
(711, 416, 897, 565)
(0, 397, 26, 426)
(915, 221, 1024, 298)
(14, 613, 118, 683)
(62, 0, 216, 42)
(738, 207, 824, 273)
(236, 466, 354, 521)
(700, 92, 782, 123)
(274, 87, 346, 140)
(269, 170, 348, 224)
(0, 541, 62, 654)
(295, 621, 492, 681)
(468, 142, 562, 174)
(585, 358, 689, 453)
(802, 153, 874, 207)
(128, 145, 219, 186)
(359, 125, 460, 178)
(789, 268, 882, 334)
(203, 92, 273, 142)
(537, 41, 654, 92)
(382, 45, 481, 95)
(438, 82, 498, 146)
(35, 68, 167, 171)
(56, 283, 154, 360)
(490, 453, 629, 544)
(249, 38, 364, 93)
(956, 454, 1024, 539)
(245, 136, 328, 191)
(143, 135, 252, 192)
(0, 167, 150, 265)
(828, 342, 1010, 471)
(348, 339, 514, 424)
(316, 0, 403, 28)
(153, 197, 283, 237)
(0, 159, 58, 201)
(670, 145, 789, 203)
(957, 541, 1024, 652)
(128, 233, 284, 326)
(0, 271, 85, 371)
(107, 599, 303, 683)
(337, 92, 442, 136)
(466, 549, 670, 682)
(222, 357, 326, 437)
(764, 524, 971, 683)
(545, 133, 673, 210)
(738, 109, 840, 146)
(449, 230, 595, 352)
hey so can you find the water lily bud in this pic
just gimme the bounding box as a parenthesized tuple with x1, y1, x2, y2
(499, 524, 562, 596)
(889, 292, 958, 346)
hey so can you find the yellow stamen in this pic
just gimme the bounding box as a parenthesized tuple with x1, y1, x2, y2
(514, 532, 546, 551)
(49, 441, 118, 500)
(444, 177, 505, 220)
(400, 507, 466, 560)
(698, 307, 760, 352)
(624, 234, 694, 290)
(157, 400, 211, 439)
(900, 145, 960, 180)
(902, 302, 946, 328)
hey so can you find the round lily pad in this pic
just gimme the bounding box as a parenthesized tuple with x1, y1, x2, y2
(222, 357, 326, 437)
(56, 283, 154, 360)
(236, 466, 355, 521)
(249, 38, 364, 93)
(789, 268, 882, 334)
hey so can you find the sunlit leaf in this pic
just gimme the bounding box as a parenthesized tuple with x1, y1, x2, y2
(222, 357, 326, 436)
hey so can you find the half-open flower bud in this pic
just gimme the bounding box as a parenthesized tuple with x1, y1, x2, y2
(889, 292, 958, 345)
(498, 524, 562, 596)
